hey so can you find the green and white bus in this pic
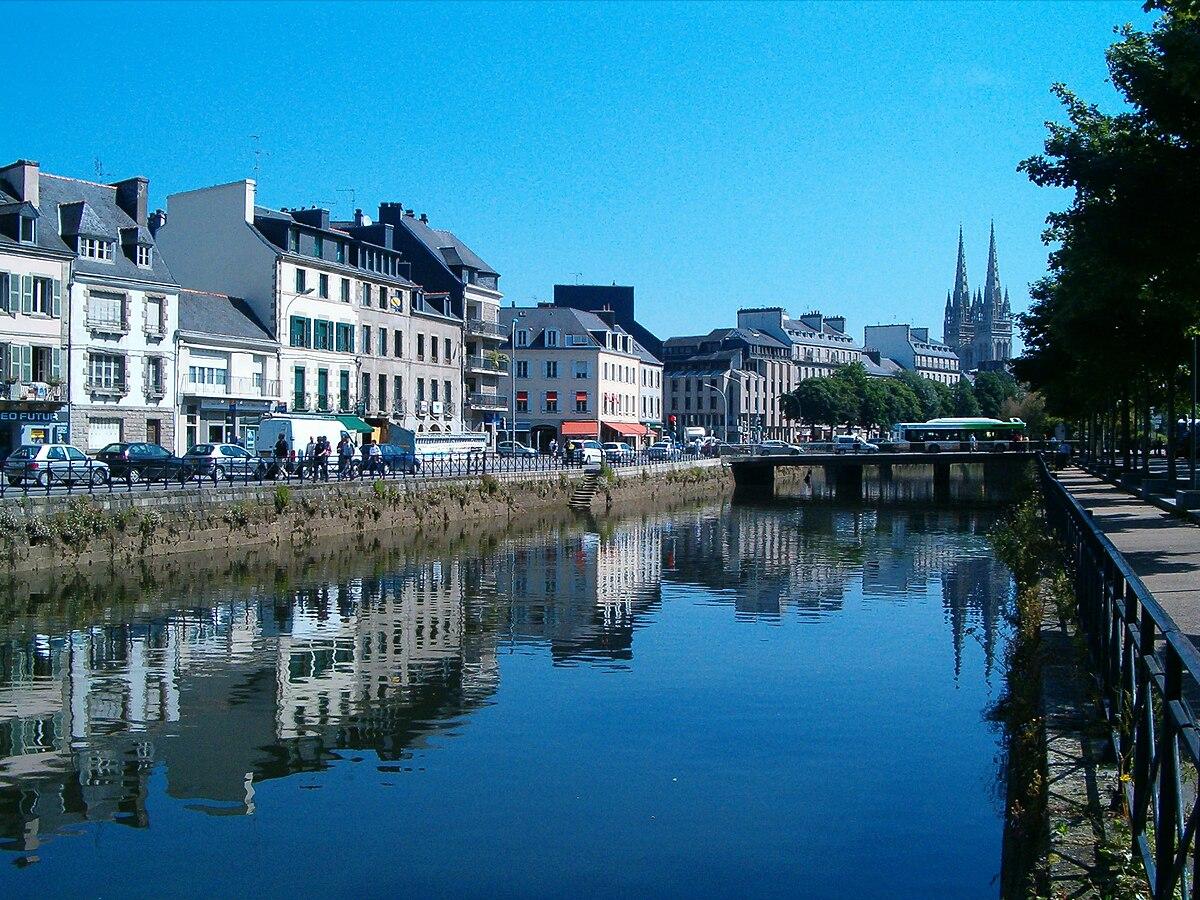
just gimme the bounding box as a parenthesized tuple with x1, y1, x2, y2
(890, 417, 1026, 452)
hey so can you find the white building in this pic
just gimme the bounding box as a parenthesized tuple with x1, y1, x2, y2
(736, 307, 861, 381)
(0, 160, 73, 454)
(863, 324, 961, 385)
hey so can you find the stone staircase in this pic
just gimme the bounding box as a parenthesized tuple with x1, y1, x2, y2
(568, 469, 601, 510)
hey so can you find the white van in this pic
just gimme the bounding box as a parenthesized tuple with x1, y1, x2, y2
(256, 414, 353, 458)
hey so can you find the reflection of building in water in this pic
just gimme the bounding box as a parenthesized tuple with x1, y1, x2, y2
(0, 561, 500, 852)
(498, 521, 663, 664)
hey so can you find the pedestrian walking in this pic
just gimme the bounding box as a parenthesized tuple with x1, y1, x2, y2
(315, 436, 331, 482)
(337, 435, 353, 479)
(968, 433, 978, 453)
(368, 439, 383, 475)
(273, 434, 289, 478)
(549, 438, 557, 458)
(304, 437, 317, 481)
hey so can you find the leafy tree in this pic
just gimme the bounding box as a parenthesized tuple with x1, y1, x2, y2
(953, 380, 982, 417)
(973, 372, 1019, 419)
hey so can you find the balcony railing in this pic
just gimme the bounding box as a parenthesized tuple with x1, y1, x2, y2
(465, 318, 508, 340)
(4, 382, 65, 403)
(85, 377, 128, 397)
(465, 353, 510, 374)
(87, 316, 129, 335)
(180, 376, 280, 398)
(467, 391, 508, 410)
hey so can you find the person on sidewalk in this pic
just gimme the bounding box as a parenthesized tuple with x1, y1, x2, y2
(337, 435, 353, 479)
(273, 434, 289, 479)
(315, 436, 331, 482)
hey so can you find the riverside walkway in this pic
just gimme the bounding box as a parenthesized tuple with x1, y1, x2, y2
(1056, 466, 1200, 646)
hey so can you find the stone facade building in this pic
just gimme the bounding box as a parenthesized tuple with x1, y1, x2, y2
(942, 224, 1014, 372)
(663, 327, 794, 442)
(736, 307, 861, 381)
(863, 324, 961, 386)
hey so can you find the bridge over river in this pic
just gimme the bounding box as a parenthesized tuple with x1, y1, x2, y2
(728, 449, 1039, 500)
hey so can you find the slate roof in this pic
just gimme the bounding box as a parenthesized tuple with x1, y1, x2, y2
(398, 214, 498, 277)
(178, 290, 273, 342)
(14, 173, 178, 283)
(509, 305, 659, 362)
(863, 355, 904, 377)
(665, 327, 788, 352)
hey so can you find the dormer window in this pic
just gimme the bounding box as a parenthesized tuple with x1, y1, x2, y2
(314, 235, 324, 258)
(335, 242, 346, 264)
(78, 238, 114, 261)
(18, 215, 35, 243)
(288, 229, 300, 253)
(136, 245, 152, 268)
(545, 329, 559, 347)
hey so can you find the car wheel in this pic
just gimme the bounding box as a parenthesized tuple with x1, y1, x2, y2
(254, 463, 267, 479)
(36, 471, 50, 488)
(212, 466, 226, 482)
(128, 468, 143, 484)
(6, 476, 20, 486)
(90, 469, 109, 486)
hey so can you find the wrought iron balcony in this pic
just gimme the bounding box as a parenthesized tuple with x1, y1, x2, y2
(180, 375, 281, 399)
(465, 318, 508, 340)
(467, 391, 508, 410)
(465, 353, 510, 374)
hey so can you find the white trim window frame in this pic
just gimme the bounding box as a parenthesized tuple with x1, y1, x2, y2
(78, 237, 115, 261)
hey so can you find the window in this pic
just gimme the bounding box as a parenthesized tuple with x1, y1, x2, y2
(431, 337, 439, 363)
(378, 327, 388, 357)
(431, 379, 440, 401)
(340, 278, 350, 302)
(87, 291, 125, 330)
(318, 273, 329, 298)
(416, 378, 425, 402)
(516, 329, 528, 348)
(546, 329, 559, 347)
(361, 325, 371, 356)
(393, 375, 403, 411)
(378, 374, 387, 409)
(136, 245, 152, 268)
(378, 287, 387, 310)
(295, 268, 307, 293)
(18, 216, 35, 243)
(289, 229, 300, 253)
(19, 276, 61, 317)
(293, 367, 306, 409)
(316, 369, 330, 410)
(544, 391, 558, 412)
(314, 235, 324, 258)
(394, 330, 403, 357)
(416, 333, 425, 359)
(87, 353, 125, 391)
(335, 322, 355, 352)
(573, 360, 588, 379)
(339, 370, 351, 411)
(145, 295, 165, 335)
(290, 316, 312, 348)
(313, 319, 333, 351)
(444, 379, 452, 403)
(361, 373, 371, 408)
(515, 390, 528, 412)
(575, 391, 588, 413)
(144, 357, 166, 397)
(444, 338, 452, 361)
(515, 360, 528, 379)
(544, 360, 558, 378)
(78, 238, 115, 261)
(361, 283, 372, 307)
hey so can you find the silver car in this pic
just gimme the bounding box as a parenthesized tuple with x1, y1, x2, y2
(4, 443, 111, 487)
(181, 443, 267, 481)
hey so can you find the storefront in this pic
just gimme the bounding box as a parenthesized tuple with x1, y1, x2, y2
(0, 407, 69, 457)
(183, 399, 275, 453)
(602, 420, 650, 448)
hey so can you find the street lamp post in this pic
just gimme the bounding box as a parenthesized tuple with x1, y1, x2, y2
(510, 317, 518, 451)
(708, 380, 730, 444)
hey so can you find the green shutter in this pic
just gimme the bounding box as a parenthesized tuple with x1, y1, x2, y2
(0, 273, 8, 313)
(20, 345, 32, 383)
(7, 275, 16, 313)
(5, 345, 17, 381)
(51, 280, 62, 318)
(50, 348, 62, 382)
(20, 275, 33, 314)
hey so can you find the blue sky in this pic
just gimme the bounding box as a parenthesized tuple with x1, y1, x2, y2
(2, 1, 1153, 346)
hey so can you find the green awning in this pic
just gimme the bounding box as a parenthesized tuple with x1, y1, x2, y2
(337, 415, 374, 434)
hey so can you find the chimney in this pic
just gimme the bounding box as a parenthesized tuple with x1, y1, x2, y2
(827, 316, 846, 334)
(595, 307, 616, 327)
(912, 327, 929, 342)
(0, 159, 39, 207)
(112, 176, 149, 226)
(376, 203, 404, 225)
(149, 209, 167, 236)
(404, 209, 415, 218)
(354, 208, 365, 226)
(419, 213, 428, 224)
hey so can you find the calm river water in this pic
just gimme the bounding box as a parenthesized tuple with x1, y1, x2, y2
(0, 499, 1013, 898)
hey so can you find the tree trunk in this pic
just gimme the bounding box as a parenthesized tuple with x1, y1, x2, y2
(1121, 389, 1131, 470)
(1167, 372, 1177, 484)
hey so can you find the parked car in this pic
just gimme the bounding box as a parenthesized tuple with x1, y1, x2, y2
(572, 440, 604, 465)
(96, 442, 188, 482)
(647, 441, 678, 461)
(496, 440, 538, 458)
(602, 441, 635, 464)
(181, 443, 267, 481)
(4, 443, 110, 487)
(833, 435, 880, 454)
(351, 443, 421, 475)
(757, 440, 804, 457)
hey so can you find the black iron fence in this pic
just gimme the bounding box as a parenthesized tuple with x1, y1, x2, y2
(0, 448, 715, 501)
(1039, 456, 1200, 899)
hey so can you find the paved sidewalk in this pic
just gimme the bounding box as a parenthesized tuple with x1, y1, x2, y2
(1056, 467, 1200, 646)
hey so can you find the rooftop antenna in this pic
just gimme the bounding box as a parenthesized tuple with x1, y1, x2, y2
(250, 135, 271, 181)
(93, 157, 109, 178)
(336, 187, 357, 210)
(570, 272, 582, 284)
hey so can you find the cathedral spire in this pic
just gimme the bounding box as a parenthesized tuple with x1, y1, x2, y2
(952, 225, 970, 309)
(983, 220, 1002, 312)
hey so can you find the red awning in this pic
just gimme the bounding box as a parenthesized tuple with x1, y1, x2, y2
(604, 421, 649, 437)
(560, 420, 598, 436)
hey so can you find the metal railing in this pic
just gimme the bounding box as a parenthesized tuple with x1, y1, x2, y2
(4, 382, 65, 402)
(467, 391, 508, 410)
(1039, 455, 1200, 899)
(465, 318, 508, 339)
(465, 353, 510, 374)
(179, 376, 281, 398)
(0, 448, 714, 501)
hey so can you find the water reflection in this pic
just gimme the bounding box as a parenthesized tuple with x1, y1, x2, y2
(0, 500, 1012, 896)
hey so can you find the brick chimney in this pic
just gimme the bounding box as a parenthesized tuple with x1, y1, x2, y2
(0, 159, 39, 207)
(149, 209, 167, 236)
(112, 176, 149, 226)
